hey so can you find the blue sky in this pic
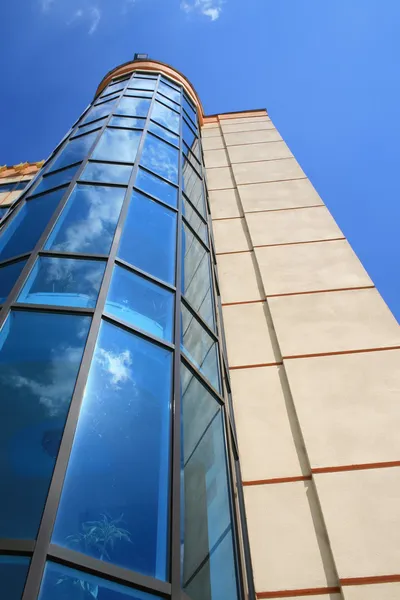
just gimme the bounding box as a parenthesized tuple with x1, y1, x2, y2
(1, 0, 399, 322)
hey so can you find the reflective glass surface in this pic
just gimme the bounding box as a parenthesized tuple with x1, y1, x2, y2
(0, 555, 30, 600)
(82, 99, 116, 124)
(182, 224, 214, 328)
(183, 196, 208, 245)
(128, 78, 157, 91)
(182, 157, 206, 217)
(183, 95, 198, 127)
(156, 93, 179, 112)
(181, 366, 238, 600)
(31, 164, 80, 197)
(100, 85, 124, 97)
(109, 115, 146, 129)
(0, 259, 27, 303)
(49, 131, 98, 173)
(95, 94, 120, 106)
(135, 168, 177, 208)
(74, 117, 107, 136)
(106, 264, 174, 341)
(0, 310, 91, 538)
(158, 81, 181, 104)
(183, 143, 202, 175)
(141, 134, 179, 184)
(183, 119, 201, 161)
(52, 320, 172, 579)
(0, 180, 27, 192)
(151, 101, 180, 133)
(92, 128, 142, 164)
(18, 257, 106, 308)
(0, 189, 64, 262)
(181, 304, 220, 391)
(80, 161, 132, 184)
(116, 96, 151, 117)
(149, 121, 179, 146)
(45, 184, 125, 255)
(118, 191, 177, 284)
(0, 207, 8, 219)
(125, 90, 154, 99)
(39, 562, 163, 600)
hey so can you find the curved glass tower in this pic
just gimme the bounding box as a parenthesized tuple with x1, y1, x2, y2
(0, 59, 249, 600)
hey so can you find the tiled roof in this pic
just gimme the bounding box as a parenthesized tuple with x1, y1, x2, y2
(0, 161, 44, 180)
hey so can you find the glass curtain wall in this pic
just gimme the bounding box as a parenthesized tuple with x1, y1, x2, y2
(0, 69, 243, 600)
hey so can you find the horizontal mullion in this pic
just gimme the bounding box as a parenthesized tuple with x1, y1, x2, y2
(149, 119, 179, 145)
(181, 296, 218, 342)
(27, 183, 71, 201)
(132, 186, 178, 213)
(182, 190, 208, 226)
(181, 353, 224, 406)
(102, 312, 175, 351)
(38, 250, 108, 261)
(182, 107, 198, 131)
(40, 161, 81, 179)
(12, 303, 96, 315)
(155, 96, 181, 115)
(0, 252, 31, 269)
(114, 258, 177, 292)
(147, 129, 180, 152)
(182, 217, 210, 253)
(0, 539, 35, 554)
(138, 164, 179, 189)
(77, 178, 128, 189)
(86, 158, 135, 168)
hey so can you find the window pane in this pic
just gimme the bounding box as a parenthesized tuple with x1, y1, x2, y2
(181, 366, 238, 600)
(82, 100, 116, 125)
(80, 161, 132, 184)
(100, 85, 124, 98)
(128, 78, 156, 91)
(118, 191, 176, 284)
(0, 310, 91, 538)
(92, 128, 141, 164)
(49, 131, 97, 173)
(45, 184, 125, 255)
(182, 157, 206, 217)
(95, 94, 120, 106)
(74, 117, 107, 136)
(106, 265, 174, 341)
(182, 224, 214, 328)
(18, 257, 106, 308)
(0, 189, 64, 262)
(151, 101, 180, 133)
(141, 133, 179, 184)
(125, 90, 154, 99)
(0, 556, 30, 600)
(39, 562, 163, 600)
(183, 119, 201, 160)
(181, 304, 220, 391)
(31, 164, 79, 197)
(158, 81, 181, 104)
(109, 115, 146, 129)
(52, 320, 172, 580)
(135, 168, 177, 208)
(149, 121, 179, 146)
(0, 180, 28, 192)
(183, 95, 198, 127)
(0, 259, 27, 303)
(116, 96, 151, 117)
(183, 196, 208, 245)
(0, 207, 9, 219)
(183, 143, 202, 175)
(156, 92, 179, 111)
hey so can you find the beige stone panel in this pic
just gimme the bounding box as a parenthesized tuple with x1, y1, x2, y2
(204, 148, 229, 169)
(205, 166, 235, 190)
(228, 141, 293, 164)
(239, 178, 323, 212)
(231, 365, 307, 481)
(202, 135, 225, 151)
(224, 129, 282, 146)
(285, 350, 400, 468)
(201, 126, 221, 138)
(343, 583, 400, 600)
(244, 482, 337, 592)
(213, 218, 250, 254)
(202, 122, 220, 129)
(221, 120, 276, 134)
(315, 468, 400, 578)
(0, 192, 10, 206)
(220, 115, 270, 125)
(233, 158, 305, 185)
(222, 303, 279, 367)
(3, 190, 21, 205)
(246, 207, 343, 247)
(217, 252, 262, 304)
(255, 240, 372, 295)
(209, 189, 240, 219)
(269, 288, 400, 357)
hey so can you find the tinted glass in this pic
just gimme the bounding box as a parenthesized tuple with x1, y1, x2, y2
(106, 265, 174, 341)
(0, 189, 64, 262)
(92, 128, 142, 164)
(80, 161, 132, 184)
(183, 119, 201, 160)
(0, 310, 91, 538)
(182, 157, 206, 217)
(118, 191, 177, 284)
(182, 224, 214, 328)
(100, 85, 124, 98)
(125, 90, 154, 99)
(18, 257, 106, 308)
(109, 115, 146, 129)
(52, 320, 172, 579)
(45, 184, 125, 255)
(75, 117, 107, 136)
(95, 94, 120, 106)
(181, 366, 238, 600)
(0, 259, 27, 303)
(0, 207, 8, 219)
(151, 101, 180, 134)
(135, 168, 177, 208)
(116, 96, 151, 117)
(0, 181, 27, 192)
(183, 142, 202, 174)
(156, 93, 179, 112)
(128, 78, 156, 91)
(82, 99, 116, 124)
(158, 81, 181, 104)
(149, 121, 179, 146)
(0, 556, 30, 600)
(183, 95, 198, 127)
(39, 562, 162, 600)
(141, 134, 179, 184)
(183, 196, 208, 245)
(31, 164, 79, 197)
(181, 305, 220, 391)
(49, 131, 97, 173)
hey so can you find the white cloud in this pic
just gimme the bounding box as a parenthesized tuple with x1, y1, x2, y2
(88, 6, 101, 34)
(181, 0, 223, 20)
(96, 348, 133, 386)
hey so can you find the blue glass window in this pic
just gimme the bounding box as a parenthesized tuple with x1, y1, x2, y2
(128, 78, 156, 91)
(183, 196, 208, 245)
(106, 264, 174, 341)
(118, 191, 177, 284)
(183, 119, 201, 161)
(0, 207, 8, 219)
(52, 320, 172, 579)
(74, 117, 107, 136)
(116, 96, 151, 117)
(30, 164, 79, 197)
(125, 90, 154, 99)
(183, 143, 202, 175)
(181, 365, 238, 600)
(18, 257, 106, 308)
(158, 81, 181, 104)
(109, 115, 146, 129)
(182, 158, 206, 217)
(135, 168, 177, 208)
(182, 224, 214, 328)
(181, 304, 220, 391)
(0, 556, 30, 600)
(39, 562, 163, 600)
(100, 85, 125, 97)
(45, 184, 125, 255)
(49, 131, 98, 173)
(82, 99, 117, 125)
(95, 94, 120, 106)
(183, 95, 198, 127)
(151, 101, 180, 134)
(92, 128, 142, 164)
(141, 134, 179, 184)
(0, 259, 27, 303)
(0, 310, 91, 538)
(80, 161, 132, 184)
(149, 121, 179, 146)
(0, 189, 64, 262)
(0, 180, 27, 192)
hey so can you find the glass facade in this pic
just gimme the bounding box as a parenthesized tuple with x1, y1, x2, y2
(0, 67, 244, 600)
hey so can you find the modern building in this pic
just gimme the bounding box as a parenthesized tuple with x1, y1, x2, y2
(0, 57, 399, 600)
